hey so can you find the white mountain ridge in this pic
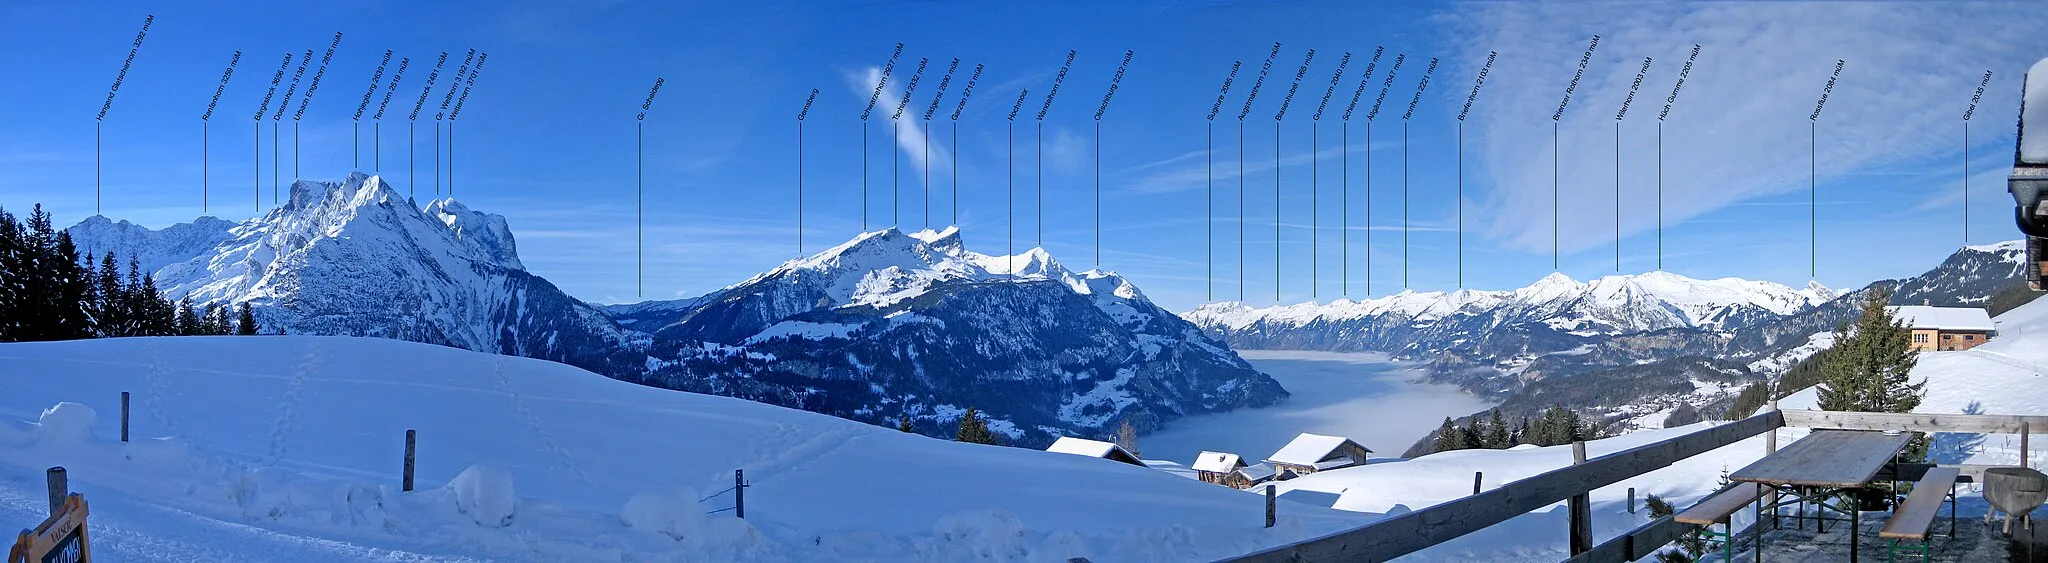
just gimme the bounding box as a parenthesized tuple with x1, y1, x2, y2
(68, 172, 646, 368)
(1185, 270, 1836, 336)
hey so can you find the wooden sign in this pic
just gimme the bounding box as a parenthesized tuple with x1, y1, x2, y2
(8, 494, 90, 563)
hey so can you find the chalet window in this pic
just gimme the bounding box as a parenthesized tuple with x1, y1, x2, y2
(1914, 333, 1929, 343)
(1964, 334, 1976, 341)
(1942, 334, 1953, 340)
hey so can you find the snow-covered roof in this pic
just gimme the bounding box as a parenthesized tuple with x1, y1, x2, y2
(1191, 451, 1245, 473)
(1268, 433, 1371, 466)
(1313, 459, 1359, 471)
(1045, 437, 1140, 464)
(1887, 306, 1995, 332)
(1234, 462, 1279, 482)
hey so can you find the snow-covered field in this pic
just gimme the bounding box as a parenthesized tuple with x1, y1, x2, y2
(0, 337, 1367, 562)
(1141, 351, 1493, 464)
(6, 298, 2045, 561)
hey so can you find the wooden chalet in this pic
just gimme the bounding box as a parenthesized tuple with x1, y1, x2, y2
(1266, 433, 1371, 477)
(1888, 305, 1996, 351)
(1192, 451, 1249, 487)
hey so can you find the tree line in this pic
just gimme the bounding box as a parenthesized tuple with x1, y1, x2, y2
(0, 204, 259, 342)
(1432, 406, 1601, 454)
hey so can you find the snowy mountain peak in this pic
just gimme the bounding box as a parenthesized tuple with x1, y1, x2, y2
(907, 226, 964, 253)
(1184, 269, 1835, 337)
(1805, 280, 1837, 301)
(423, 197, 524, 271)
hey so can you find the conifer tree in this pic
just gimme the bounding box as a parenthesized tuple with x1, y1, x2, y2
(897, 417, 913, 432)
(202, 304, 230, 335)
(136, 273, 172, 336)
(17, 206, 58, 340)
(1818, 287, 1924, 415)
(954, 407, 998, 445)
(93, 252, 123, 336)
(175, 299, 200, 336)
(237, 302, 259, 335)
(1433, 417, 1465, 453)
(1460, 418, 1485, 450)
(0, 206, 19, 341)
(1483, 409, 1511, 449)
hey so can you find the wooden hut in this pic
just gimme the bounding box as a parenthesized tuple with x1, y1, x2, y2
(1192, 451, 1248, 486)
(1266, 433, 1371, 477)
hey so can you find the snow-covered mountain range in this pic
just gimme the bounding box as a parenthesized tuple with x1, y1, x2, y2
(1189, 271, 1832, 339)
(68, 173, 650, 377)
(1183, 271, 1834, 385)
(621, 226, 1286, 444)
(1184, 242, 2033, 450)
(65, 173, 1282, 447)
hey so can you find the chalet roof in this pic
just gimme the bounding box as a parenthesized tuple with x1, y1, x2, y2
(1046, 437, 1141, 464)
(1268, 433, 1372, 466)
(1887, 306, 1995, 332)
(1313, 458, 1359, 471)
(1234, 462, 1279, 482)
(1192, 451, 1246, 473)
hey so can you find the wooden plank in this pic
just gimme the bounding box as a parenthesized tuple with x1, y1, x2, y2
(1563, 515, 1697, 563)
(1783, 409, 2048, 434)
(1879, 467, 1959, 540)
(1729, 430, 1911, 488)
(1219, 410, 1784, 563)
(1675, 483, 1759, 525)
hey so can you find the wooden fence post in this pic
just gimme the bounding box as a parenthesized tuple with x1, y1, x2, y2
(402, 429, 416, 492)
(1628, 487, 1636, 514)
(2023, 421, 2031, 469)
(1473, 471, 1483, 495)
(46, 466, 67, 517)
(1765, 398, 1778, 455)
(1569, 441, 1592, 555)
(120, 391, 130, 443)
(1265, 484, 1276, 528)
(735, 469, 747, 519)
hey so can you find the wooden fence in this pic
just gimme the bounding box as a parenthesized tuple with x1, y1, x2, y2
(1220, 411, 1784, 562)
(1221, 404, 2047, 563)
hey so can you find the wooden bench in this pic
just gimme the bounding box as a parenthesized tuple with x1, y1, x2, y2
(1676, 483, 1760, 562)
(1879, 467, 1960, 562)
(1677, 483, 1761, 526)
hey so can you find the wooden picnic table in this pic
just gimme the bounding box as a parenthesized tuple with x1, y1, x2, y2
(1728, 429, 1914, 561)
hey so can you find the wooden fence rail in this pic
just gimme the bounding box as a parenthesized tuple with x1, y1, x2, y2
(1781, 409, 2048, 435)
(1562, 514, 1689, 563)
(1219, 410, 1785, 563)
(1222, 407, 2047, 562)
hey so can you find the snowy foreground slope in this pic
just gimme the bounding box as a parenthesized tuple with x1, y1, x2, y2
(0, 336, 1356, 562)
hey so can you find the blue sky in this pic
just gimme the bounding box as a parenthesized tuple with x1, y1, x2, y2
(3, 1, 2047, 312)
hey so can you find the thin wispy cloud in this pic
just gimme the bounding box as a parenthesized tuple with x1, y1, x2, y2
(1443, 3, 2048, 255)
(845, 66, 953, 182)
(1123, 136, 1400, 194)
